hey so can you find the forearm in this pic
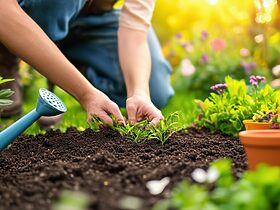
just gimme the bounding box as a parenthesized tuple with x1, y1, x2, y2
(0, 0, 97, 108)
(118, 27, 151, 98)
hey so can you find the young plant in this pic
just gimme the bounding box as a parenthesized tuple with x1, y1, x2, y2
(89, 116, 104, 132)
(148, 112, 182, 144)
(112, 119, 151, 143)
(153, 160, 280, 210)
(111, 112, 182, 144)
(0, 77, 14, 111)
(197, 75, 280, 136)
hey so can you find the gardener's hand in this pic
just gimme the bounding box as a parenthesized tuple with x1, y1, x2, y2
(81, 89, 125, 126)
(126, 95, 163, 125)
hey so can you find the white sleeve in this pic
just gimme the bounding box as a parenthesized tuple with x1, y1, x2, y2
(119, 0, 156, 32)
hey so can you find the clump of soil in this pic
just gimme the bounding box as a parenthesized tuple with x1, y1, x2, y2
(0, 127, 247, 210)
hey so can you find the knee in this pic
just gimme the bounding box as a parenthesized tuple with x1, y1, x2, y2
(150, 60, 174, 109)
(151, 87, 174, 109)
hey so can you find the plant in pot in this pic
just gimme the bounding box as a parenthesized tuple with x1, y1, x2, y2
(196, 75, 280, 136)
(240, 76, 280, 169)
(243, 75, 280, 130)
(243, 105, 280, 130)
(195, 75, 280, 169)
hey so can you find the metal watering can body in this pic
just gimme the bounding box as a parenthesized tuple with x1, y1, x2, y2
(0, 88, 66, 150)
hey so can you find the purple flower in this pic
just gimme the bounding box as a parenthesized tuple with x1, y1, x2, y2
(271, 123, 280, 129)
(267, 113, 276, 119)
(201, 31, 209, 41)
(210, 83, 228, 94)
(249, 75, 266, 86)
(175, 32, 183, 39)
(201, 53, 209, 64)
(241, 61, 257, 73)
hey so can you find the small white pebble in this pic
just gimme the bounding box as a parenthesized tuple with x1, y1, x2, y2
(146, 177, 170, 195)
(191, 168, 207, 183)
(206, 168, 219, 183)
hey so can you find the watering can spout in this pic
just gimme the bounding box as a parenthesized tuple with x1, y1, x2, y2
(0, 88, 66, 150)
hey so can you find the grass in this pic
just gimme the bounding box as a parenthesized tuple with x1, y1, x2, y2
(0, 75, 199, 135)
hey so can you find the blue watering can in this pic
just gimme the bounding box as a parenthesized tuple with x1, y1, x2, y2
(0, 88, 67, 150)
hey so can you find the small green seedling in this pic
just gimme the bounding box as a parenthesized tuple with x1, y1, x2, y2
(89, 116, 104, 132)
(89, 112, 182, 144)
(111, 112, 182, 144)
(112, 119, 150, 143)
(148, 112, 182, 144)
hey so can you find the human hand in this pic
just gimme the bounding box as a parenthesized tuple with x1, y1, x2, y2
(126, 95, 164, 125)
(81, 89, 125, 126)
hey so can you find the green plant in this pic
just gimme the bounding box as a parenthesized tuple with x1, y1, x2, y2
(52, 190, 89, 210)
(109, 112, 182, 144)
(197, 75, 280, 136)
(153, 160, 280, 210)
(252, 105, 280, 128)
(147, 112, 182, 144)
(0, 77, 14, 110)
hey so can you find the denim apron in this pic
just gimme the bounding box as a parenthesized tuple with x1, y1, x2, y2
(17, 0, 174, 108)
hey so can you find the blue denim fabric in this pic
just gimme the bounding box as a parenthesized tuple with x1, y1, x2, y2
(18, 0, 174, 108)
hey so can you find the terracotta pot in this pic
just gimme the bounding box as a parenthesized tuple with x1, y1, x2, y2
(243, 119, 271, 130)
(239, 130, 280, 170)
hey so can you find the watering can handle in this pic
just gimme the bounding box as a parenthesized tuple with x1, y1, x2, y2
(0, 109, 40, 150)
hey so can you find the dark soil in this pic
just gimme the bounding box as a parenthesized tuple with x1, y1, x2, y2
(0, 127, 247, 210)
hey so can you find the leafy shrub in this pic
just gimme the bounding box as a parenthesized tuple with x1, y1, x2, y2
(196, 75, 280, 136)
(153, 160, 280, 210)
(0, 77, 14, 110)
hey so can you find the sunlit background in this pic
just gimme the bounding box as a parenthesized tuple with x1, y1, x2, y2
(152, 0, 280, 95)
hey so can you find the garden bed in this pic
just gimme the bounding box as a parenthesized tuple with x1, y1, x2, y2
(0, 127, 247, 210)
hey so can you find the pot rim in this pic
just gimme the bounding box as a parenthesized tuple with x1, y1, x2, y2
(239, 130, 280, 147)
(243, 119, 271, 125)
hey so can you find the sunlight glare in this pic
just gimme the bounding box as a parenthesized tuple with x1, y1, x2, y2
(208, 0, 219, 5)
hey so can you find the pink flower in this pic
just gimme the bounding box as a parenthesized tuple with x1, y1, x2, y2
(272, 65, 280, 77)
(181, 42, 194, 53)
(181, 59, 196, 76)
(271, 79, 280, 88)
(211, 38, 226, 51)
(241, 61, 257, 74)
(240, 48, 250, 57)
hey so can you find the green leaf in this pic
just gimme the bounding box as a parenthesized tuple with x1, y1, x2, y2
(0, 99, 13, 107)
(0, 78, 14, 85)
(0, 89, 14, 99)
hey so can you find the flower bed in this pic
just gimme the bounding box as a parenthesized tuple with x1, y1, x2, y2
(0, 127, 246, 210)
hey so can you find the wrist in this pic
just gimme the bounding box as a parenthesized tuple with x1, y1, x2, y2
(127, 90, 150, 100)
(78, 86, 100, 110)
(127, 87, 150, 99)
